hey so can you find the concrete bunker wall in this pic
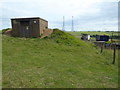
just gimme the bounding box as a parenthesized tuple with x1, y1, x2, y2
(39, 19, 48, 35)
(11, 17, 48, 38)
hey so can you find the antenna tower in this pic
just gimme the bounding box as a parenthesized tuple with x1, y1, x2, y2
(72, 16, 74, 32)
(62, 16, 65, 31)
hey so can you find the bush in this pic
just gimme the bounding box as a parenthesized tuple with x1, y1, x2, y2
(2, 28, 12, 34)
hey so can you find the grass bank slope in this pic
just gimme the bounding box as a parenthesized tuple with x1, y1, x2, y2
(2, 29, 118, 88)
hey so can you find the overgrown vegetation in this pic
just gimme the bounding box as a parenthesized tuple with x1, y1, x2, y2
(2, 29, 118, 88)
(44, 29, 88, 46)
(1, 28, 12, 34)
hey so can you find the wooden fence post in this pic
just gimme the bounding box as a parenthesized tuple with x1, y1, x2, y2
(101, 45, 103, 53)
(112, 44, 116, 64)
(100, 43, 104, 53)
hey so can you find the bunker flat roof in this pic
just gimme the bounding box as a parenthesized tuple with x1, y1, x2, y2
(11, 17, 48, 22)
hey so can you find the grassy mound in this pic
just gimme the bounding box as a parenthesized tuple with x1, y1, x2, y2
(2, 30, 118, 88)
(1, 28, 12, 34)
(44, 29, 86, 46)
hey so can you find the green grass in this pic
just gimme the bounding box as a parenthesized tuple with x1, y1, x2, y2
(68, 31, 119, 36)
(68, 31, 119, 39)
(2, 29, 118, 88)
(1, 28, 12, 34)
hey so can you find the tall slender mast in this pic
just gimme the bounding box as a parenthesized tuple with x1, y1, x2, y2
(62, 16, 65, 31)
(72, 16, 74, 32)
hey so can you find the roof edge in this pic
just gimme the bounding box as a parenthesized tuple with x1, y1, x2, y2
(11, 17, 48, 22)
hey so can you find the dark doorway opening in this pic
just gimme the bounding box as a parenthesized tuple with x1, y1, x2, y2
(20, 21, 31, 37)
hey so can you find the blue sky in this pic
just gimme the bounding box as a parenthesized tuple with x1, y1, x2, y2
(0, 0, 119, 31)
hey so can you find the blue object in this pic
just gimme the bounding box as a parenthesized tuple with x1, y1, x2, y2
(96, 35, 109, 41)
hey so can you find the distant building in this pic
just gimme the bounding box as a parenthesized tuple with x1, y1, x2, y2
(96, 35, 109, 41)
(81, 34, 90, 40)
(11, 17, 48, 38)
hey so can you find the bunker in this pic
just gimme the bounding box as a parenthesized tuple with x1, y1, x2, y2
(11, 17, 48, 38)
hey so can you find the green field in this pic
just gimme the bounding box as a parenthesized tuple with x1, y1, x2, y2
(68, 31, 119, 39)
(2, 29, 118, 88)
